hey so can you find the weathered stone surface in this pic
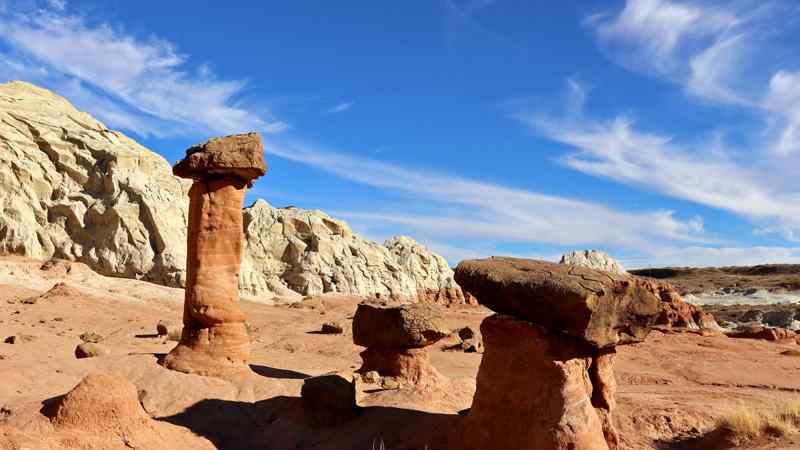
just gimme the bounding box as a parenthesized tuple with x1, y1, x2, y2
(49, 373, 150, 433)
(75, 342, 110, 359)
(301, 371, 361, 412)
(560, 250, 627, 275)
(173, 133, 266, 182)
(653, 281, 720, 330)
(357, 347, 445, 388)
(0, 81, 189, 287)
(163, 174, 252, 376)
(241, 205, 465, 303)
(455, 257, 662, 347)
(458, 314, 613, 450)
(0, 81, 463, 303)
(320, 321, 345, 334)
(727, 325, 796, 341)
(352, 301, 450, 348)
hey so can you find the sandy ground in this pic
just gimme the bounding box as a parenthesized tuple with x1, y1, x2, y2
(3, 257, 800, 449)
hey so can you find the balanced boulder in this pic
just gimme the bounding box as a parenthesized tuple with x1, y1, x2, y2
(352, 300, 449, 388)
(454, 258, 664, 450)
(455, 257, 662, 347)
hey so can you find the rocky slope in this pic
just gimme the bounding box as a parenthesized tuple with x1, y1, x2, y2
(0, 81, 463, 303)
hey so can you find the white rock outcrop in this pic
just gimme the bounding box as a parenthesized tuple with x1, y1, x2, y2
(0, 81, 190, 286)
(559, 250, 627, 275)
(0, 81, 464, 303)
(240, 201, 464, 302)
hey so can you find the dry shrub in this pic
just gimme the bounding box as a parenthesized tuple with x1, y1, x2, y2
(717, 402, 800, 441)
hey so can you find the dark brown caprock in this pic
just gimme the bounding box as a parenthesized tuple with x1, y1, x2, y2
(163, 133, 266, 377)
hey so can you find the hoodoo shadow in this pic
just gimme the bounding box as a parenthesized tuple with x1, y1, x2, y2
(159, 396, 458, 450)
(250, 364, 310, 380)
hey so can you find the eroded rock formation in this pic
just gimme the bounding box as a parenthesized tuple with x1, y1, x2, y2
(163, 134, 265, 376)
(0, 81, 463, 302)
(560, 249, 627, 275)
(352, 300, 450, 388)
(455, 257, 663, 450)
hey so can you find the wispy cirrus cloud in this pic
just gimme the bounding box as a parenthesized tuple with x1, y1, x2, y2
(587, 0, 800, 155)
(513, 75, 800, 244)
(267, 140, 709, 257)
(0, 1, 286, 137)
(325, 101, 354, 115)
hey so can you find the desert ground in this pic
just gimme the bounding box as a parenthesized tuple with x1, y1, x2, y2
(2, 256, 800, 449)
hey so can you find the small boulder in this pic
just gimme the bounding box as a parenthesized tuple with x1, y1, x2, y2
(301, 371, 361, 412)
(4, 334, 35, 344)
(362, 370, 381, 384)
(457, 326, 477, 341)
(79, 332, 102, 343)
(156, 321, 182, 341)
(320, 322, 345, 335)
(727, 325, 796, 341)
(75, 342, 111, 359)
(352, 301, 450, 348)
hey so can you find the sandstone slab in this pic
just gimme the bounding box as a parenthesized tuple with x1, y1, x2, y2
(455, 257, 662, 347)
(352, 301, 450, 348)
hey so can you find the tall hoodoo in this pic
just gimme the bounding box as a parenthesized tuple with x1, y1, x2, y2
(163, 133, 266, 376)
(454, 257, 663, 450)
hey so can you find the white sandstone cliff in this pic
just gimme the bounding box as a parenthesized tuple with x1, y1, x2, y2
(0, 80, 464, 303)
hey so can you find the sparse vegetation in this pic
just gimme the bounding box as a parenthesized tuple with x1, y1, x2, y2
(716, 402, 800, 442)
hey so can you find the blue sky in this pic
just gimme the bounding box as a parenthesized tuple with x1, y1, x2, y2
(2, 0, 800, 267)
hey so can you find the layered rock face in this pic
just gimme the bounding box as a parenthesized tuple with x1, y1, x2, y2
(352, 300, 450, 388)
(163, 134, 265, 376)
(0, 81, 189, 286)
(241, 206, 465, 303)
(559, 250, 719, 331)
(560, 250, 627, 275)
(0, 81, 463, 303)
(455, 257, 662, 450)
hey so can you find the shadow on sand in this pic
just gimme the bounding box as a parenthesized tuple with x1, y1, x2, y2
(159, 396, 458, 450)
(250, 364, 310, 380)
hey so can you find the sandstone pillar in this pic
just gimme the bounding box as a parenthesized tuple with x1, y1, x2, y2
(163, 133, 266, 377)
(454, 257, 663, 450)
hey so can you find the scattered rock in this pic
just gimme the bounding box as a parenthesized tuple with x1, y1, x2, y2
(726, 325, 796, 341)
(362, 370, 381, 384)
(19, 296, 37, 305)
(320, 322, 345, 335)
(457, 326, 477, 341)
(652, 281, 720, 330)
(559, 249, 627, 274)
(301, 371, 361, 412)
(763, 310, 797, 328)
(455, 257, 662, 347)
(79, 332, 103, 343)
(75, 342, 110, 359)
(780, 349, 800, 357)
(289, 296, 327, 313)
(156, 321, 182, 341)
(4, 334, 35, 344)
(461, 338, 482, 353)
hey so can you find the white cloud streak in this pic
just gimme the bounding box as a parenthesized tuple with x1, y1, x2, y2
(0, 2, 286, 137)
(326, 101, 354, 114)
(267, 141, 709, 254)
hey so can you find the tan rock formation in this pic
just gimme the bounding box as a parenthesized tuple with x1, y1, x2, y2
(352, 301, 449, 388)
(653, 281, 720, 330)
(455, 257, 662, 347)
(163, 133, 265, 376)
(455, 258, 663, 450)
(461, 315, 613, 450)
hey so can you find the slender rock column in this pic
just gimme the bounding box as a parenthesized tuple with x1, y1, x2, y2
(163, 133, 266, 377)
